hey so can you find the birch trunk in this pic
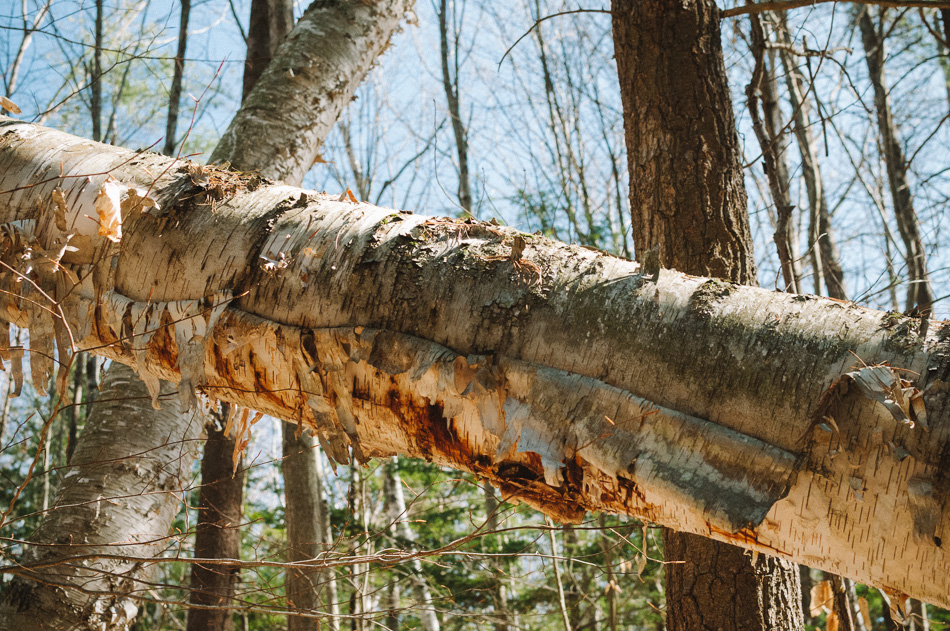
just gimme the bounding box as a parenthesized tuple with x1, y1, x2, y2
(209, 0, 413, 186)
(0, 118, 949, 607)
(0, 0, 412, 625)
(0, 364, 204, 629)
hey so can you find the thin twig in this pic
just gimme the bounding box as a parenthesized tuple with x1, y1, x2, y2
(498, 8, 610, 68)
(722, 0, 950, 19)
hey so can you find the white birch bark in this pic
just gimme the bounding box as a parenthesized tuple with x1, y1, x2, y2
(0, 118, 949, 607)
(0, 0, 413, 625)
(209, 0, 414, 185)
(0, 363, 204, 629)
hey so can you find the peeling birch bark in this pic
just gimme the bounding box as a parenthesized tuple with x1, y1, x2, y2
(1, 118, 950, 606)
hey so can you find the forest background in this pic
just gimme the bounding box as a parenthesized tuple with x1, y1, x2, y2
(1, 0, 949, 629)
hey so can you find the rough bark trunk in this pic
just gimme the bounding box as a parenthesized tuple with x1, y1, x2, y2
(610, 0, 755, 282)
(611, 2, 803, 628)
(186, 414, 244, 631)
(857, 7, 933, 315)
(0, 117, 949, 607)
(664, 532, 803, 631)
(0, 364, 205, 629)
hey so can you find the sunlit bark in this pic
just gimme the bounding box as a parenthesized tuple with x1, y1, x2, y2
(0, 364, 204, 629)
(0, 117, 948, 607)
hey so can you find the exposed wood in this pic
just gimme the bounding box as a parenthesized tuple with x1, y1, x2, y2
(0, 118, 949, 607)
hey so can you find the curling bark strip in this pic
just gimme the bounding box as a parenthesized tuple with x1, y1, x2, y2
(1, 117, 949, 605)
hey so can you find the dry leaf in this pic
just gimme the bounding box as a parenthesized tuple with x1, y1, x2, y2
(95, 181, 123, 242)
(810, 580, 833, 617)
(857, 596, 872, 630)
(51, 188, 68, 231)
(848, 365, 924, 428)
(336, 188, 358, 203)
(1, 96, 21, 114)
(826, 609, 839, 631)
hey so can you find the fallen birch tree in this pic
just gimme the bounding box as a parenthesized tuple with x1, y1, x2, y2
(0, 116, 948, 607)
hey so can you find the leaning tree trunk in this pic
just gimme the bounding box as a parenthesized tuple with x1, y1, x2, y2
(0, 0, 412, 627)
(611, 1, 804, 629)
(209, 0, 412, 185)
(0, 364, 205, 629)
(1, 118, 948, 609)
(857, 7, 933, 315)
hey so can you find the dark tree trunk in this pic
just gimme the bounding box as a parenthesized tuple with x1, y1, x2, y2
(664, 532, 804, 631)
(610, 0, 755, 284)
(163, 0, 190, 156)
(186, 414, 244, 631)
(243, 0, 294, 102)
(611, 1, 804, 629)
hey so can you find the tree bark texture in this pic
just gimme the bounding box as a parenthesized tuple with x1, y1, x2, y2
(0, 363, 204, 629)
(186, 415, 244, 631)
(1, 119, 949, 608)
(209, 0, 413, 185)
(610, 0, 755, 283)
(665, 531, 803, 631)
(612, 2, 802, 628)
(281, 426, 327, 631)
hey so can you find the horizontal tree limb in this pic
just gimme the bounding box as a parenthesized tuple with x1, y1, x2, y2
(0, 116, 948, 606)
